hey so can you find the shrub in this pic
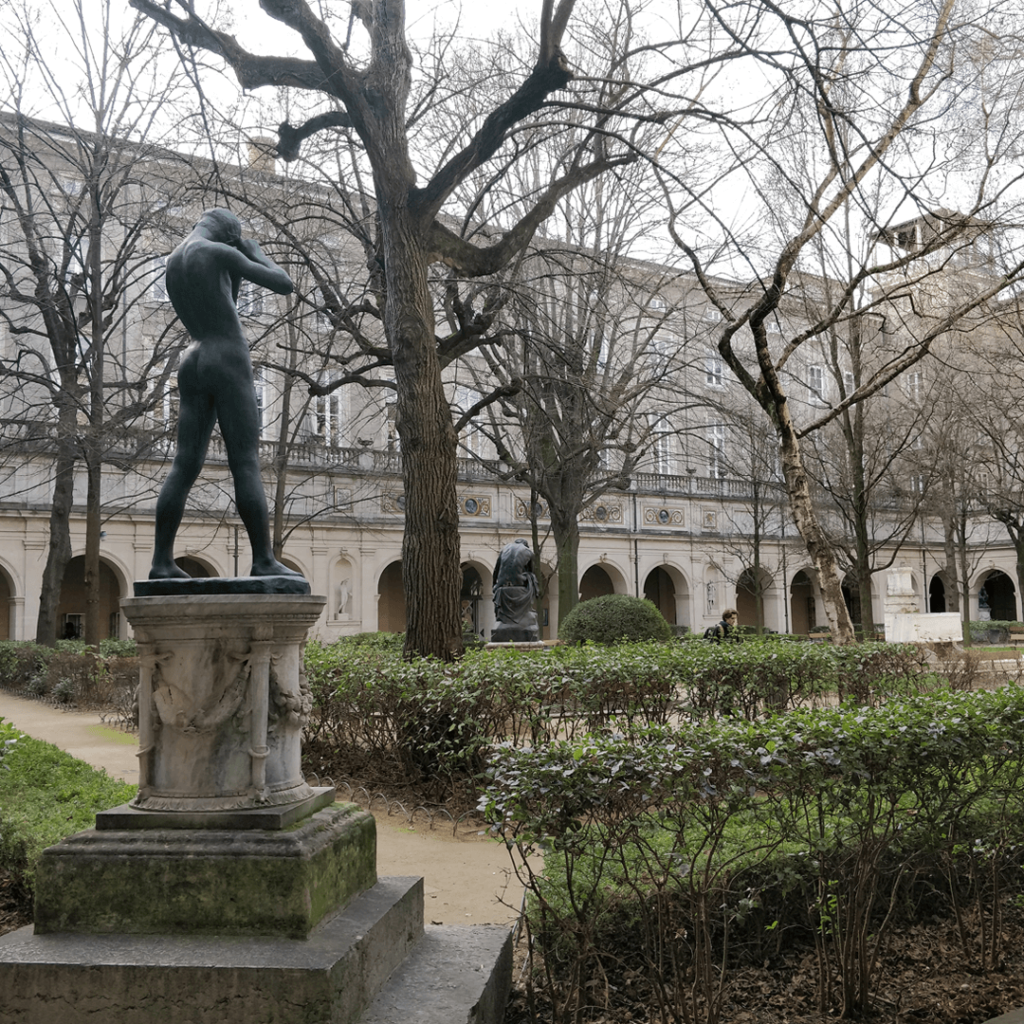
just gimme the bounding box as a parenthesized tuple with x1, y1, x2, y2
(969, 620, 1022, 644)
(559, 595, 672, 644)
(482, 687, 1024, 1022)
(99, 638, 137, 659)
(0, 641, 51, 693)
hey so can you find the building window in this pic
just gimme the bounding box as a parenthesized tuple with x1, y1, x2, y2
(254, 367, 266, 437)
(708, 422, 726, 478)
(649, 416, 674, 474)
(454, 386, 486, 457)
(314, 392, 343, 447)
(149, 256, 168, 301)
(650, 332, 675, 374)
(703, 307, 723, 323)
(843, 370, 855, 396)
(905, 370, 923, 401)
(705, 348, 724, 387)
(238, 279, 264, 316)
(808, 364, 826, 404)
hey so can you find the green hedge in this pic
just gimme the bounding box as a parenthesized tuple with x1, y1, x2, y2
(0, 718, 136, 896)
(302, 637, 929, 798)
(0, 640, 138, 720)
(481, 687, 1024, 1020)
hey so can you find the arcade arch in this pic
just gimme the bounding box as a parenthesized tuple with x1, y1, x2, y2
(0, 565, 13, 641)
(579, 561, 627, 602)
(736, 567, 773, 631)
(58, 556, 125, 639)
(929, 574, 951, 613)
(377, 560, 405, 633)
(460, 563, 484, 638)
(789, 569, 818, 635)
(644, 565, 691, 631)
(979, 569, 1017, 621)
(176, 556, 214, 578)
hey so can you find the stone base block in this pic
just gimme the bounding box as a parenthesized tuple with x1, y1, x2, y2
(885, 611, 963, 644)
(34, 803, 376, 939)
(96, 787, 336, 830)
(0, 876, 426, 1024)
(362, 924, 513, 1024)
(490, 624, 540, 643)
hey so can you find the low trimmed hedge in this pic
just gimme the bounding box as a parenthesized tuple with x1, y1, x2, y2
(303, 637, 930, 798)
(0, 640, 138, 719)
(0, 718, 136, 896)
(482, 686, 1024, 1021)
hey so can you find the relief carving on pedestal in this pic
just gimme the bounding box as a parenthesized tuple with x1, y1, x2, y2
(149, 649, 251, 734)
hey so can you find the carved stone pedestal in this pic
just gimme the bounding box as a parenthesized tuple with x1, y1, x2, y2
(125, 591, 325, 813)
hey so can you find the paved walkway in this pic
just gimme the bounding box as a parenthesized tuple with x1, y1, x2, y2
(0, 690, 523, 927)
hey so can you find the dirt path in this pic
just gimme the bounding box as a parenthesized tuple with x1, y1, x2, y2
(0, 691, 525, 927)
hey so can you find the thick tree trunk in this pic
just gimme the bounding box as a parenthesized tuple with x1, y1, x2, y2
(83, 451, 103, 646)
(778, 416, 855, 643)
(552, 510, 580, 632)
(856, 565, 874, 635)
(36, 445, 76, 646)
(955, 513, 973, 648)
(380, 205, 463, 661)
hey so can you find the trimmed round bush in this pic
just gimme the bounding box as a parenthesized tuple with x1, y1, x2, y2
(559, 595, 672, 644)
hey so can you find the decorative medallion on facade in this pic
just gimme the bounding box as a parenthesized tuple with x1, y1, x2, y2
(381, 493, 406, 514)
(581, 503, 623, 524)
(643, 505, 684, 527)
(333, 487, 353, 513)
(514, 496, 550, 520)
(459, 495, 492, 517)
(702, 510, 718, 531)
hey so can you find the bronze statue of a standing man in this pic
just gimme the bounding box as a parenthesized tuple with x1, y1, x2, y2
(149, 208, 301, 580)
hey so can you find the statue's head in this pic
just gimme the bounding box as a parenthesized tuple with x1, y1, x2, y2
(197, 208, 243, 246)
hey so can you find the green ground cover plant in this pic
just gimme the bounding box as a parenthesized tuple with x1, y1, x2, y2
(0, 718, 136, 900)
(481, 687, 1024, 1023)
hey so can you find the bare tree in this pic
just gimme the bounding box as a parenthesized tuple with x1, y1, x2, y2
(797, 327, 937, 633)
(0, 0, 190, 644)
(451, 128, 693, 626)
(128, 0, 737, 658)
(914, 381, 1000, 646)
(662, 0, 1024, 642)
(709, 410, 794, 633)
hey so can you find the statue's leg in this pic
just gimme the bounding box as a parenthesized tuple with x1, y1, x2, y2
(150, 357, 216, 579)
(216, 361, 302, 578)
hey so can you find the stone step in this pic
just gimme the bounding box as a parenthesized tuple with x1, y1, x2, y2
(0, 876, 424, 1023)
(359, 924, 513, 1024)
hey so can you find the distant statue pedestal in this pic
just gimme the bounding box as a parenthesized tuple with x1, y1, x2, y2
(883, 565, 963, 648)
(1, 579, 512, 1022)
